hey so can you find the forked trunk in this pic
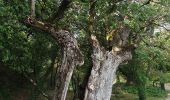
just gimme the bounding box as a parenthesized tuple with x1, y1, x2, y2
(84, 35, 132, 100)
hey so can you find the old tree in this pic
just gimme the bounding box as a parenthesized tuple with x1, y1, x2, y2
(0, 0, 170, 100)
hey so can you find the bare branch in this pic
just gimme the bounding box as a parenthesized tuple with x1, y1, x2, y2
(24, 17, 54, 32)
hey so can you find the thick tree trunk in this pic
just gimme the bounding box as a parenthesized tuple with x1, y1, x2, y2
(24, 19, 84, 100)
(84, 35, 132, 100)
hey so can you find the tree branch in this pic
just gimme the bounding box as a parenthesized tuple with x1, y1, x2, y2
(88, 0, 96, 36)
(31, 0, 36, 18)
(24, 17, 54, 32)
(24, 17, 84, 65)
(48, 0, 71, 23)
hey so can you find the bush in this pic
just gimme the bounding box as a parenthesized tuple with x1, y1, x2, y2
(123, 85, 138, 94)
(146, 87, 167, 97)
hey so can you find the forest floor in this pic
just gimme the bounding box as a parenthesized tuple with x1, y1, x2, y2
(165, 83, 170, 100)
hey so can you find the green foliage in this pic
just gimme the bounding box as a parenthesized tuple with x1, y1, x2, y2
(123, 85, 138, 94)
(0, 0, 170, 99)
(123, 85, 167, 97)
(146, 87, 167, 97)
(0, 0, 60, 99)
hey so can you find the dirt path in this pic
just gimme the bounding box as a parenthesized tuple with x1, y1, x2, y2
(165, 83, 170, 100)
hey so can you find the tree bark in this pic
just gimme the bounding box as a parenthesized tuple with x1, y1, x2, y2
(24, 19, 84, 100)
(84, 35, 132, 100)
(31, 0, 36, 18)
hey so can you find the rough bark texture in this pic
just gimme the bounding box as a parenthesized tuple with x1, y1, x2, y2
(84, 35, 132, 100)
(24, 18, 84, 100)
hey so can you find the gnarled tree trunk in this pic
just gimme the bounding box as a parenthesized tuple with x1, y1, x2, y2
(84, 35, 132, 100)
(24, 19, 84, 100)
